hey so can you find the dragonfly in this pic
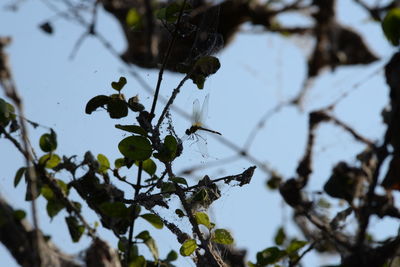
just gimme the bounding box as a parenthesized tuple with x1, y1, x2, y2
(184, 94, 221, 156)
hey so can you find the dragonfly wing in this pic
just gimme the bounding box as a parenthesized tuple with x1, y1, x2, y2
(192, 98, 201, 124)
(200, 94, 209, 125)
(196, 133, 209, 158)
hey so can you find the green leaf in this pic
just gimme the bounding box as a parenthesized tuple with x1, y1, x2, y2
(169, 177, 188, 186)
(13, 209, 26, 220)
(286, 240, 307, 254)
(85, 95, 110, 114)
(194, 56, 220, 76)
(256, 247, 287, 265)
(194, 212, 212, 229)
(140, 213, 164, 229)
(274, 227, 286, 246)
(25, 169, 42, 201)
(118, 136, 152, 161)
(136, 230, 151, 241)
(126, 9, 141, 28)
(115, 124, 147, 136)
(0, 98, 15, 127)
(65, 216, 85, 242)
(141, 158, 157, 175)
(39, 130, 57, 152)
(57, 179, 69, 195)
(111, 76, 127, 91)
(165, 135, 177, 152)
(129, 255, 146, 267)
(160, 182, 176, 194)
(115, 158, 125, 169)
(136, 231, 159, 261)
(189, 56, 221, 89)
(14, 167, 26, 187)
(47, 200, 64, 218)
(211, 229, 234, 245)
(179, 239, 197, 256)
(41, 184, 54, 200)
(266, 174, 282, 190)
(166, 250, 178, 262)
(97, 154, 110, 173)
(382, 8, 400, 46)
(72, 201, 82, 212)
(39, 153, 61, 169)
(154, 135, 177, 162)
(99, 202, 129, 218)
(107, 97, 128, 119)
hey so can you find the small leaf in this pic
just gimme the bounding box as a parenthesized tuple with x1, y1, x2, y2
(65, 216, 85, 242)
(165, 135, 177, 155)
(169, 177, 188, 186)
(135, 231, 159, 260)
(128, 97, 145, 112)
(194, 56, 221, 76)
(140, 213, 164, 229)
(111, 76, 127, 91)
(107, 97, 128, 119)
(286, 240, 307, 254)
(13, 209, 26, 220)
(85, 95, 110, 114)
(266, 173, 282, 190)
(256, 247, 287, 265)
(194, 212, 212, 229)
(136, 230, 151, 241)
(39, 153, 61, 169)
(274, 227, 286, 246)
(99, 202, 129, 218)
(129, 255, 146, 267)
(118, 136, 152, 161)
(0, 98, 15, 127)
(382, 8, 400, 46)
(115, 158, 125, 169)
(14, 167, 26, 187)
(141, 158, 157, 175)
(154, 135, 177, 162)
(166, 250, 178, 262)
(97, 154, 110, 173)
(115, 124, 147, 136)
(39, 130, 57, 152)
(72, 201, 82, 212)
(126, 9, 141, 29)
(160, 182, 176, 194)
(47, 200, 64, 218)
(189, 56, 221, 89)
(41, 184, 55, 200)
(180, 239, 197, 256)
(211, 229, 234, 245)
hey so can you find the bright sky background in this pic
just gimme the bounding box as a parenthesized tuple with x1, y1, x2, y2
(0, 0, 397, 266)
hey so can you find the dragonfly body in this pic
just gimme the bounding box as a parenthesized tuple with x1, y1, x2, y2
(185, 125, 221, 136)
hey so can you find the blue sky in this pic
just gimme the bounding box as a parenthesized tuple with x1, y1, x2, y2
(0, 0, 396, 266)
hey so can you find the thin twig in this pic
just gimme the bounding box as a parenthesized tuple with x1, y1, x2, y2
(126, 161, 143, 266)
(150, 0, 188, 117)
(156, 74, 190, 129)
